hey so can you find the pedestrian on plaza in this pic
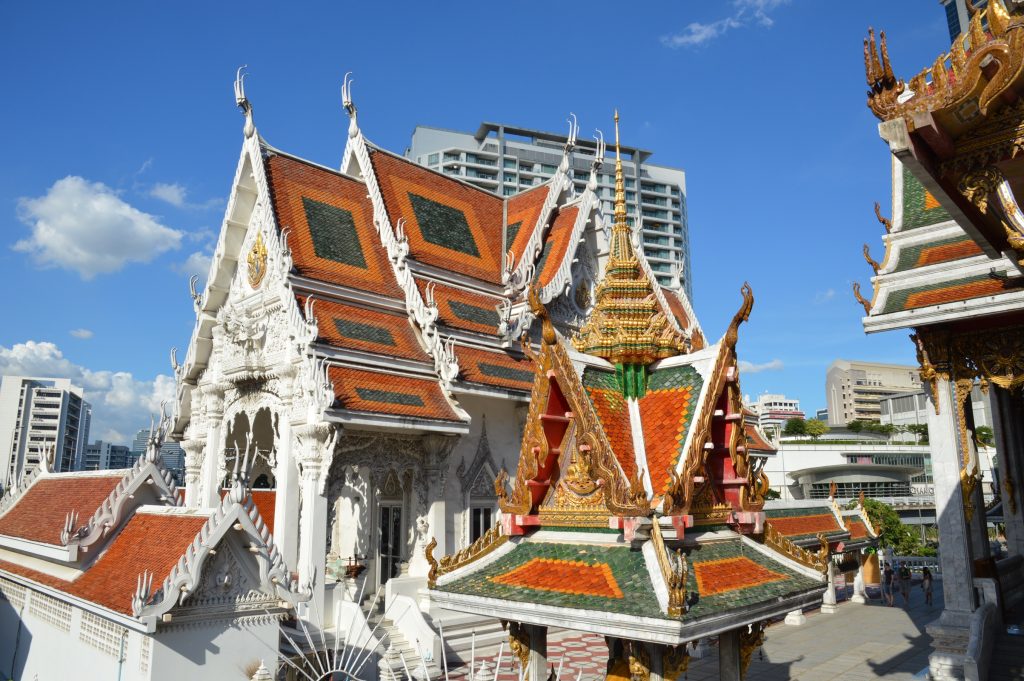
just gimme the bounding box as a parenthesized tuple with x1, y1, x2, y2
(882, 562, 895, 607)
(898, 563, 912, 607)
(921, 567, 934, 607)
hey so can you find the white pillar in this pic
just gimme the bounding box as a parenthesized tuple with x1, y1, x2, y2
(784, 609, 806, 625)
(821, 561, 838, 614)
(296, 423, 334, 620)
(273, 416, 299, 570)
(523, 624, 546, 681)
(850, 554, 867, 604)
(198, 383, 226, 508)
(181, 438, 205, 508)
(992, 386, 1024, 557)
(925, 376, 976, 681)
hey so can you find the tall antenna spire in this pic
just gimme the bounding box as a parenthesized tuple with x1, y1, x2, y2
(613, 110, 627, 233)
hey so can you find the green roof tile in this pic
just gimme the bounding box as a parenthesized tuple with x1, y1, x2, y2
(409, 193, 480, 256)
(902, 167, 951, 230)
(333, 318, 397, 347)
(505, 221, 522, 252)
(478, 362, 533, 384)
(303, 197, 368, 268)
(354, 387, 425, 407)
(449, 300, 500, 328)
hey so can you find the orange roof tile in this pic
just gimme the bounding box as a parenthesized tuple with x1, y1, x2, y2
(662, 288, 690, 331)
(693, 557, 786, 596)
(328, 366, 461, 422)
(416, 279, 504, 336)
(454, 345, 536, 392)
(536, 206, 579, 287)
(490, 558, 624, 599)
(505, 184, 549, 267)
(301, 295, 430, 363)
(217, 489, 276, 535)
(744, 423, 776, 453)
(768, 514, 842, 538)
(846, 519, 868, 540)
(0, 512, 208, 615)
(0, 475, 122, 546)
(639, 386, 698, 497)
(583, 377, 636, 481)
(265, 153, 403, 298)
(369, 150, 505, 284)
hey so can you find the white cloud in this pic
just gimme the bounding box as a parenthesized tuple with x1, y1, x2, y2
(662, 0, 788, 48)
(0, 340, 174, 446)
(738, 358, 784, 374)
(69, 329, 94, 340)
(813, 288, 836, 305)
(174, 250, 213, 282)
(150, 182, 188, 207)
(15, 176, 183, 280)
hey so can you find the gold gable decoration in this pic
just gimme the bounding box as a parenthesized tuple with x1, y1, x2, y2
(573, 112, 687, 390)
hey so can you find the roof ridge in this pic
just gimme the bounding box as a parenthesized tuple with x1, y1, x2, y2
(365, 140, 505, 200)
(260, 139, 364, 183)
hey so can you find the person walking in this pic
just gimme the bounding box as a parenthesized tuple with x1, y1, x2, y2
(882, 562, 895, 607)
(898, 563, 913, 607)
(921, 566, 934, 607)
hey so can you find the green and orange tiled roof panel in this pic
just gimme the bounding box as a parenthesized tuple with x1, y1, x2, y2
(638, 364, 704, 498)
(368, 149, 505, 285)
(581, 367, 637, 480)
(454, 344, 536, 392)
(536, 205, 580, 287)
(892, 235, 984, 273)
(901, 167, 951, 230)
(880, 273, 1014, 314)
(435, 537, 821, 621)
(764, 507, 845, 539)
(416, 279, 504, 336)
(505, 184, 550, 268)
(264, 152, 403, 299)
(328, 366, 462, 422)
(301, 296, 431, 363)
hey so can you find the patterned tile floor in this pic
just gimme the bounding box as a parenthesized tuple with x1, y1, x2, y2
(444, 582, 942, 681)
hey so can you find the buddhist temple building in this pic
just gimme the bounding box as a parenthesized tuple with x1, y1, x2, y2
(859, 2, 1024, 678)
(425, 116, 849, 681)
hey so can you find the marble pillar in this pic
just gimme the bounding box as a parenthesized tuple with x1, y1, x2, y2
(925, 376, 977, 680)
(992, 387, 1024, 557)
(850, 554, 867, 604)
(296, 423, 334, 619)
(181, 438, 205, 508)
(821, 561, 838, 614)
(273, 416, 299, 570)
(784, 609, 806, 626)
(718, 628, 741, 681)
(198, 383, 226, 508)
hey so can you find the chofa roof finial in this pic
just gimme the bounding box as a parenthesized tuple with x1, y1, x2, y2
(234, 66, 255, 139)
(342, 72, 358, 138)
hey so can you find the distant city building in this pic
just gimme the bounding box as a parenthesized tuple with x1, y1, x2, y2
(408, 123, 693, 295)
(131, 428, 185, 481)
(825, 359, 922, 426)
(880, 388, 992, 435)
(941, 0, 985, 41)
(0, 376, 91, 489)
(81, 440, 133, 471)
(815, 408, 828, 422)
(746, 393, 804, 437)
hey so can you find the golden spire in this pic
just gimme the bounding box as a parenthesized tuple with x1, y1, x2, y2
(572, 111, 687, 396)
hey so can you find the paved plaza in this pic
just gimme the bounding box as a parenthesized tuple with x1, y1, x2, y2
(448, 584, 941, 681)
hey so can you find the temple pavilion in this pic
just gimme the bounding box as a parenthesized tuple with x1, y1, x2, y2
(426, 118, 833, 681)
(859, 2, 1024, 678)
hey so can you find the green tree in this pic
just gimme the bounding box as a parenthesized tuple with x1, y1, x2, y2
(783, 418, 807, 436)
(764, 488, 781, 500)
(805, 419, 829, 439)
(975, 425, 994, 447)
(906, 423, 929, 444)
(847, 420, 864, 433)
(848, 498, 927, 555)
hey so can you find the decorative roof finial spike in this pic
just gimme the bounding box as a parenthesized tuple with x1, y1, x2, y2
(341, 72, 359, 138)
(234, 66, 255, 139)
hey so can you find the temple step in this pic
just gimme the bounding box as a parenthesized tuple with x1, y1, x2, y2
(429, 609, 507, 666)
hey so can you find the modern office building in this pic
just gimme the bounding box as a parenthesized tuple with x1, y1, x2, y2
(0, 376, 91, 489)
(815, 408, 829, 422)
(941, 0, 986, 41)
(407, 122, 693, 295)
(825, 360, 923, 426)
(746, 392, 805, 436)
(81, 440, 133, 471)
(880, 388, 992, 434)
(132, 427, 184, 480)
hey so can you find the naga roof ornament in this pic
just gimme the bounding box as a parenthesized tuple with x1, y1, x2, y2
(573, 112, 687, 395)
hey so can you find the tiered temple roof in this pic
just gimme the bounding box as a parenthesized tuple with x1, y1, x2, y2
(427, 117, 829, 656)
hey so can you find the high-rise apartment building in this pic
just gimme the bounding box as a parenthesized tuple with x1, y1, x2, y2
(0, 376, 91, 489)
(81, 440, 134, 471)
(825, 360, 923, 426)
(941, 0, 986, 41)
(408, 123, 693, 296)
(132, 427, 184, 481)
(747, 393, 805, 436)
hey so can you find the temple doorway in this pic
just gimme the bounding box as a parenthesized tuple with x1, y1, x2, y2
(379, 503, 403, 585)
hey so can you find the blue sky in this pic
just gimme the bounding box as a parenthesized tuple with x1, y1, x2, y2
(0, 1, 954, 442)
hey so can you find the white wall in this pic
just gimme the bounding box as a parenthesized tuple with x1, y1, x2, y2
(151, 617, 280, 681)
